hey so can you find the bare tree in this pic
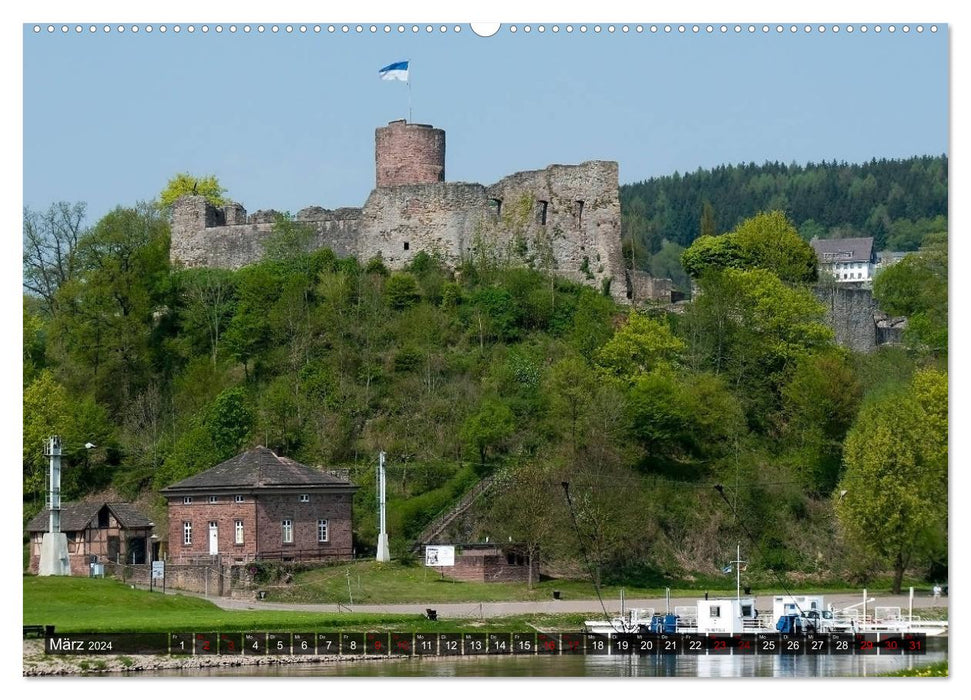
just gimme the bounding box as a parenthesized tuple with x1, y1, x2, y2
(23, 202, 87, 312)
(123, 381, 167, 471)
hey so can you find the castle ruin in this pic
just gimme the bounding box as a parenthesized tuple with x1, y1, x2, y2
(171, 120, 666, 305)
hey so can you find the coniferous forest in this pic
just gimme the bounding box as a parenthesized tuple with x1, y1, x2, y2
(23, 159, 948, 593)
(622, 156, 947, 292)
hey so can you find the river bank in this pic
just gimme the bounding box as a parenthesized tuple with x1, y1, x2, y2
(22, 639, 408, 677)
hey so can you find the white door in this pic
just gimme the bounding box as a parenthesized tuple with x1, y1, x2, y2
(209, 521, 219, 555)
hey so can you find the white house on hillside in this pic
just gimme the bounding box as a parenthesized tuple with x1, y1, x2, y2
(811, 236, 877, 285)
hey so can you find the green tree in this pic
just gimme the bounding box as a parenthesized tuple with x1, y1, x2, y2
(731, 211, 817, 283)
(627, 369, 694, 457)
(48, 204, 170, 414)
(23, 371, 70, 499)
(156, 387, 253, 489)
(682, 268, 832, 428)
(546, 357, 598, 458)
(223, 264, 281, 376)
(680, 233, 742, 278)
(460, 398, 516, 473)
(699, 200, 717, 238)
(682, 211, 816, 284)
(385, 273, 422, 310)
(835, 369, 947, 593)
(872, 233, 947, 357)
(23, 298, 46, 386)
(595, 312, 685, 382)
(176, 268, 237, 367)
(798, 218, 827, 242)
(23, 371, 115, 503)
(781, 350, 862, 492)
(628, 369, 744, 461)
(885, 215, 947, 252)
(159, 172, 227, 210)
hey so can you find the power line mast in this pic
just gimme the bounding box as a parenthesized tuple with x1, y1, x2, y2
(39, 436, 70, 575)
(375, 451, 390, 562)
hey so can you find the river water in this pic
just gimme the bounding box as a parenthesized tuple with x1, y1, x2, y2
(147, 649, 947, 678)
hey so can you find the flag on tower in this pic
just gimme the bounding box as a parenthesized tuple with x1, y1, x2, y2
(379, 60, 409, 81)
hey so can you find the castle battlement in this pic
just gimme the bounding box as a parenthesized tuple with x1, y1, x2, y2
(170, 121, 664, 304)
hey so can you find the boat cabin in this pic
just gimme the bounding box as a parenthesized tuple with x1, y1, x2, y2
(695, 597, 758, 634)
(772, 595, 825, 621)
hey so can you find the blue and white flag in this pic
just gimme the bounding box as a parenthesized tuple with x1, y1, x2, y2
(722, 565, 733, 574)
(379, 61, 409, 81)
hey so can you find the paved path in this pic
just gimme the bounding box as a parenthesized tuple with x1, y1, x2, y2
(198, 592, 947, 619)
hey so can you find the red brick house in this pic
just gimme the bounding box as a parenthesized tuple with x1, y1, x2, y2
(26, 501, 154, 575)
(160, 446, 357, 564)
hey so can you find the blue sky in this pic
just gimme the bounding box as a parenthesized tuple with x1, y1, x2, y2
(23, 22, 948, 224)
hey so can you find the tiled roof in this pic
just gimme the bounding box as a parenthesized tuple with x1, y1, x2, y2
(26, 501, 153, 533)
(159, 446, 356, 493)
(810, 237, 874, 263)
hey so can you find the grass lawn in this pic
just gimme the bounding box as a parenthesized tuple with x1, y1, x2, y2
(22, 576, 588, 634)
(882, 661, 948, 677)
(268, 559, 929, 605)
(23, 576, 420, 633)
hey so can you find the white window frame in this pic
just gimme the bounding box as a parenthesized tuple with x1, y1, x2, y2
(235, 495, 244, 503)
(183, 521, 192, 545)
(209, 495, 218, 504)
(317, 519, 329, 543)
(282, 519, 293, 544)
(299, 494, 310, 503)
(235, 519, 244, 545)
(183, 496, 192, 505)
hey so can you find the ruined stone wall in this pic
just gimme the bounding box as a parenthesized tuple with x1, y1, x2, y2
(357, 182, 488, 267)
(484, 161, 628, 303)
(170, 196, 361, 269)
(815, 286, 907, 353)
(628, 270, 675, 304)
(168, 155, 628, 302)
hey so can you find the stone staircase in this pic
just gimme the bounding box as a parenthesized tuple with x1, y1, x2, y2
(410, 475, 497, 553)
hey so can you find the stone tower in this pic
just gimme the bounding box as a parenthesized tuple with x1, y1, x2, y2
(375, 120, 446, 187)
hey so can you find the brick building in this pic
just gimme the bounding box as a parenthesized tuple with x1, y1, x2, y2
(26, 501, 154, 575)
(423, 543, 539, 583)
(160, 446, 358, 564)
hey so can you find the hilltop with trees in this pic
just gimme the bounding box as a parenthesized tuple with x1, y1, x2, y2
(621, 155, 947, 294)
(22, 166, 947, 593)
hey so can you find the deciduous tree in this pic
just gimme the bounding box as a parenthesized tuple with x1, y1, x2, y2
(159, 172, 227, 210)
(595, 312, 685, 383)
(23, 201, 87, 313)
(873, 232, 947, 357)
(835, 369, 947, 593)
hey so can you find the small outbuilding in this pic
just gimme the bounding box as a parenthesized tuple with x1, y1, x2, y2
(26, 501, 155, 575)
(423, 543, 539, 583)
(160, 446, 358, 564)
